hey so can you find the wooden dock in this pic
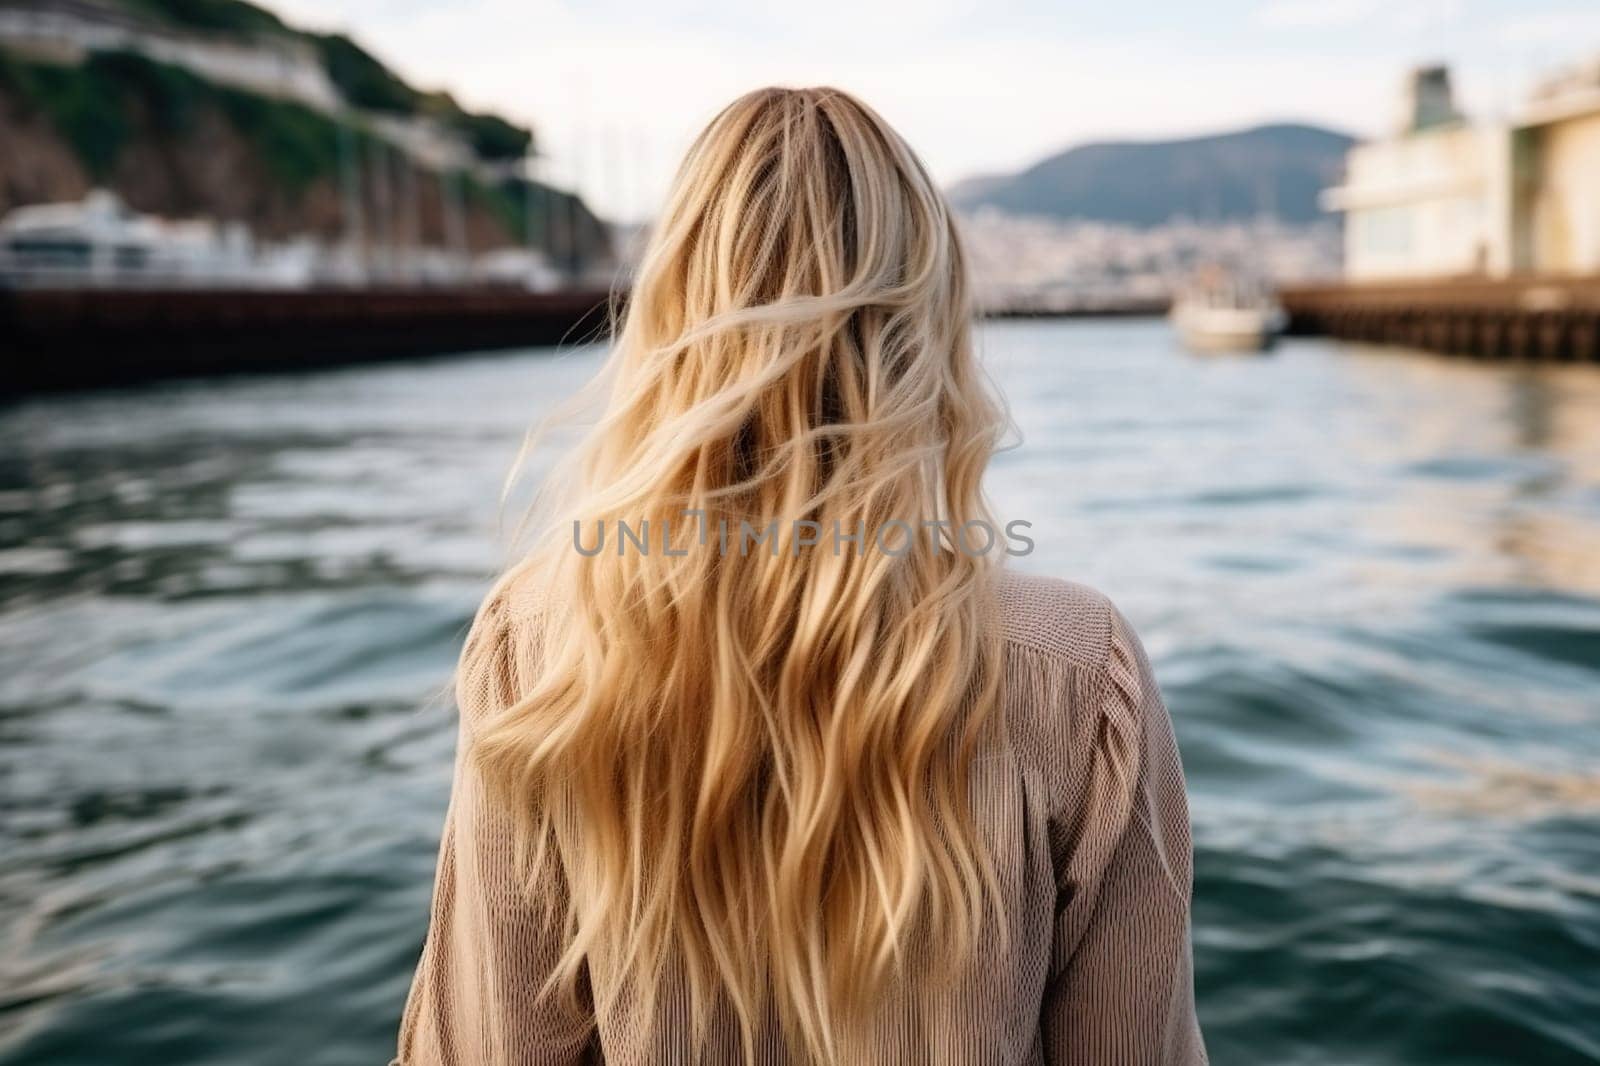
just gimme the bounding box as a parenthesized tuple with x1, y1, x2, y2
(14, 277, 1599, 398)
(1, 287, 616, 396)
(1279, 276, 1600, 362)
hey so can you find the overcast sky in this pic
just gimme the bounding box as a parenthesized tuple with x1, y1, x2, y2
(272, 0, 1600, 221)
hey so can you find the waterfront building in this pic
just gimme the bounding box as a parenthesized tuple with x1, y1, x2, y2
(1324, 62, 1600, 281)
(1516, 59, 1600, 276)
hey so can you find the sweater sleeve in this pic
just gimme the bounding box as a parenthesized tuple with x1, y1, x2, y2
(393, 593, 600, 1066)
(1040, 604, 1207, 1065)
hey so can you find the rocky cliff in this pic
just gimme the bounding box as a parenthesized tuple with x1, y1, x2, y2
(0, 1, 610, 265)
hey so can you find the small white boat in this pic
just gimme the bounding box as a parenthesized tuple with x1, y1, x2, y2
(1170, 275, 1286, 353)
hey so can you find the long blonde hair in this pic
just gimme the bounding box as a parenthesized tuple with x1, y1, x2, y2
(467, 87, 1007, 1062)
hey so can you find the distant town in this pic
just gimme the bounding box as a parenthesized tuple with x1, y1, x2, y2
(957, 213, 1340, 313)
(957, 59, 1600, 312)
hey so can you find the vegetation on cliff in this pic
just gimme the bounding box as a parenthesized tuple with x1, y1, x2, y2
(0, 52, 604, 254)
(115, 0, 533, 159)
(1, 49, 349, 190)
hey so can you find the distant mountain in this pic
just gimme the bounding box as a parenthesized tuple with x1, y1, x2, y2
(949, 123, 1354, 226)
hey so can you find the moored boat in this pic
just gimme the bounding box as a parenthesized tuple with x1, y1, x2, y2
(1171, 272, 1285, 352)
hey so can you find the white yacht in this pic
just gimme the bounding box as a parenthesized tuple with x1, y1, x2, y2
(0, 190, 298, 288)
(1170, 273, 1287, 353)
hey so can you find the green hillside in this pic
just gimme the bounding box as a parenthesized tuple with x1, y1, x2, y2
(116, 0, 533, 158)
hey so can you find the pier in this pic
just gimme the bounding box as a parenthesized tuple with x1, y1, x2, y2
(1, 287, 1182, 397)
(0, 287, 615, 395)
(1279, 276, 1600, 362)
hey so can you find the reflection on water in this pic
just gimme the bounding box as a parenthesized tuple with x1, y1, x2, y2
(1334, 351, 1600, 598)
(1, 321, 1598, 1065)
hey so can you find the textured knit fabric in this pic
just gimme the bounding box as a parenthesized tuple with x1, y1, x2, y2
(393, 570, 1207, 1065)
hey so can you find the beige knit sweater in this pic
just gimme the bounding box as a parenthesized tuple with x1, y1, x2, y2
(394, 570, 1207, 1065)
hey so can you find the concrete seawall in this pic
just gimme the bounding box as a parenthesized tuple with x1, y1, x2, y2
(1, 287, 617, 396)
(2, 287, 1179, 396)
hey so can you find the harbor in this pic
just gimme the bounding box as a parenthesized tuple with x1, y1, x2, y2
(5, 35, 1600, 387)
(2, 2, 1599, 1065)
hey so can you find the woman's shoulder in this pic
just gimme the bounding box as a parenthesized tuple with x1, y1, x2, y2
(991, 570, 1173, 817)
(992, 567, 1127, 672)
(469, 569, 562, 632)
(454, 572, 563, 725)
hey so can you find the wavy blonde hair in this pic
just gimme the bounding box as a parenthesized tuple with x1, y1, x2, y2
(467, 86, 1007, 1062)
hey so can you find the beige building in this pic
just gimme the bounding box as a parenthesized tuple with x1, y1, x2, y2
(1324, 62, 1600, 281)
(1515, 63, 1600, 275)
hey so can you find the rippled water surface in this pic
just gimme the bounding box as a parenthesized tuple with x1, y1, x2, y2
(2, 320, 1598, 1065)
